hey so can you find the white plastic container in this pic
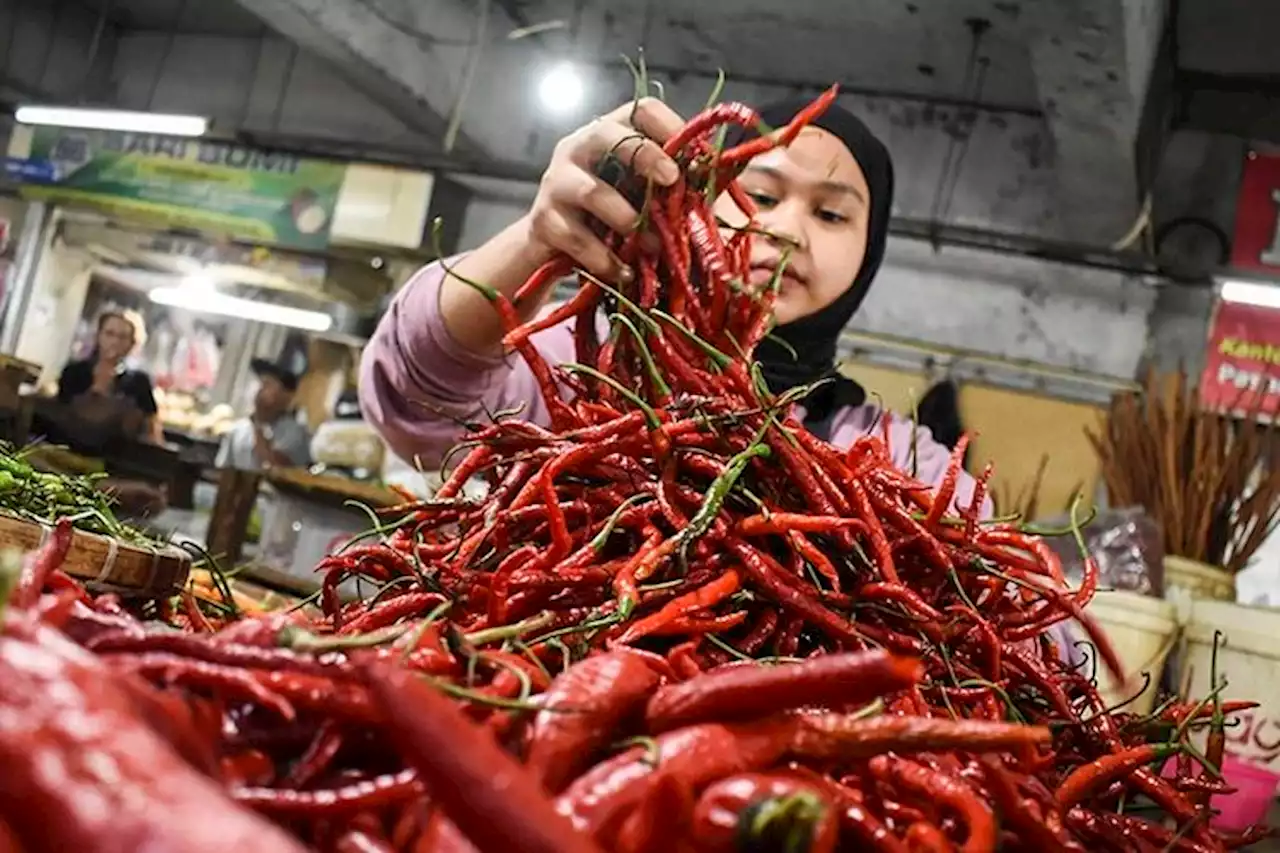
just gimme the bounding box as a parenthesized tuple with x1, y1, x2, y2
(1088, 590, 1178, 716)
(1182, 599, 1280, 775)
(1164, 555, 1235, 603)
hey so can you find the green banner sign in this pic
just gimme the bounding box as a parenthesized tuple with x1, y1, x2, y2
(18, 128, 346, 251)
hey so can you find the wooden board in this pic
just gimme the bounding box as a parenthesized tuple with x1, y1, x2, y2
(0, 512, 190, 595)
(266, 467, 402, 510)
(841, 360, 1104, 520)
(24, 444, 105, 476)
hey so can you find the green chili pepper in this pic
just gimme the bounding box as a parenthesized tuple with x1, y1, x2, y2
(679, 443, 771, 560)
(609, 313, 673, 400)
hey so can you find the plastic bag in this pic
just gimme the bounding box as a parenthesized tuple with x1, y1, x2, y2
(1041, 506, 1164, 596)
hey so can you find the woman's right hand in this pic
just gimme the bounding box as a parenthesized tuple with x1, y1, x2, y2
(435, 98, 688, 357)
(523, 98, 686, 283)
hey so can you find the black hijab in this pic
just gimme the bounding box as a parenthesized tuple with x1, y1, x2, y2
(733, 97, 895, 438)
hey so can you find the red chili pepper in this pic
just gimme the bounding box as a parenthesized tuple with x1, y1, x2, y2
(0, 612, 310, 853)
(790, 714, 1051, 762)
(729, 540, 864, 647)
(525, 649, 663, 793)
(645, 649, 922, 733)
(613, 528, 667, 619)
(735, 512, 867, 537)
(556, 718, 797, 841)
(847, 479, 901, 584)
(923, 434, 971, 529)
(714, 85, 838, 166)
(282, 720, 344, 788)
(1056, 743, 1180, 809)
(617, 569, 740, 644)
(512, 255, 576, 304)
(856, 582, 945, 625)
(663, 101, 764, 158)
(1092, 811, 1219, 853)
(649, 610, 750, 637)
(1173, 775, 1236, 796)
(179, 589, 216, 633)
(1160, 700, 1258, 724)
(691, 773, 838, 853)
(251, 670, 382, 725)
(33, 587, 86, 628)
(902, 821, 953, 853)
(739, 607, 780, 654)
(435, 445, 496, 500)
(89, 631, 358, 681)
(12, 517, 73, 609)
(113, 652, 297, 720)
(232, 769, 424, 816)
(870, 755, 994, 853)
(339, 592, 447, 636)
(667, 639, 706, 679)
(221, 749, 276, 787)
(614, 769, 696, 853)
(362, 663, 605, 853)
(505, 272, 597, 349)
(976, 756, 1084, 853)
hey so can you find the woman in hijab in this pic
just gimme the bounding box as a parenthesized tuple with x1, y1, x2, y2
(359, 95, 982, 509)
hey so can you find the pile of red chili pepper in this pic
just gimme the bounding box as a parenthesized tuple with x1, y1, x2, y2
(0, 86, 1268, 853)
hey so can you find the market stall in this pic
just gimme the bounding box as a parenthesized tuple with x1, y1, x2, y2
(3, 124, 432, 449)
(0, 125, 430, 564)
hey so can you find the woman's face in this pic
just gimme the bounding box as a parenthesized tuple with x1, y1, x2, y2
(97, 317, 136, 362)
(713, 126, 871, 326)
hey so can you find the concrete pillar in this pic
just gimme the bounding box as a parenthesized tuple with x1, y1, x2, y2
(1023, 0, 1168, 245)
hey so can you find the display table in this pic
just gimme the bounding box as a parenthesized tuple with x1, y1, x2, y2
(204, 467, 404, 598)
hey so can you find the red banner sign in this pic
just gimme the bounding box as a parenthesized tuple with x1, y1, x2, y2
(1201, 298, 1280, 415)
(1232, 150, 1280, 275)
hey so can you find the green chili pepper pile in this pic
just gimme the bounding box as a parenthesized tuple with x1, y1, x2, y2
(0, 443, 154, 546)
(0, 85, 1268, 853)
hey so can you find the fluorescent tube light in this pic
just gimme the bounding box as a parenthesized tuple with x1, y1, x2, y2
(150, 286, 333, 332)
(15, 106, 209, 137)
(1220, 279, 1280, 310)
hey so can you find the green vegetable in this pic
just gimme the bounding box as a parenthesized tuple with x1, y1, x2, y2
(0, 442, 159, 547)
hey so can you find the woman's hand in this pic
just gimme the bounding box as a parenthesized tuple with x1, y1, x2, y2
(523, 98, 685, 282)
(440, 99, 687, 356)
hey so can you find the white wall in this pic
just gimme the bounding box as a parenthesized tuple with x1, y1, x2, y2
(0, 195, 25, 242)
(857, 240, 1155, 378)
(14, 229, 93, 386)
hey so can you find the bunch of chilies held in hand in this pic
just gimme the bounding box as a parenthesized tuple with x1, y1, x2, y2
(0, 87, 1266, 853)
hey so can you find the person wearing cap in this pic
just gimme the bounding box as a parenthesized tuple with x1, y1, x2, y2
(215, 358, 312, 471)
(359, 95, 984, 510)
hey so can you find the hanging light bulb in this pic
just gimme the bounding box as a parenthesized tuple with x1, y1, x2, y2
(537, 62, 585, 116)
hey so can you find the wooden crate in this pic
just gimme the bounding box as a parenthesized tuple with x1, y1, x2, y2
(0, 512, 190, 596)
